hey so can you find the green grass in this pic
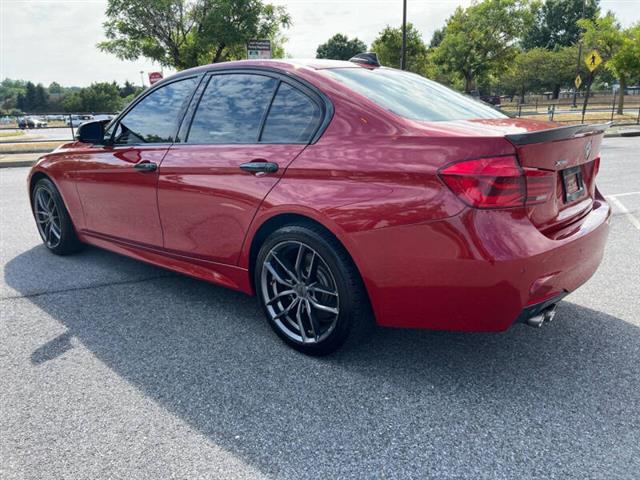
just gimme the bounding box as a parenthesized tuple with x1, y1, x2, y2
(0, 130, 25, 138)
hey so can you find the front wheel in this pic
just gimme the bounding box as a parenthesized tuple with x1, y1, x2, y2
(32, 178, 83, 255)
(255, 224, 371, 355)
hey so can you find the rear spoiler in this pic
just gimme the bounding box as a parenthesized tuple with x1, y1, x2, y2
(505, 122, 611, 146)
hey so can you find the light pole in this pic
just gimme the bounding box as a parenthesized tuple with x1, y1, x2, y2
(140, 70, 145, 88)
(572, 0, 586, 108)
(400, 0, 407, 70)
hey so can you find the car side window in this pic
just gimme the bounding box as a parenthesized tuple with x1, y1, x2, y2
(261, 83, 322, 143)
(113, 77, 197, 145)
(187, 74, 277, 144)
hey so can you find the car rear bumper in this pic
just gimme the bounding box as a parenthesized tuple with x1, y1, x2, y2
(351, 196, 611, 331)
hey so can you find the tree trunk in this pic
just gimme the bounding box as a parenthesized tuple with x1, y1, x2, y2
(552, 84, 561, 100)
(617, 76, 626, 115)
(212, 44, 225, 64)
(464, 74, 471, 94)
(520, 83, 525, 104)
(581, 72, 594, 119)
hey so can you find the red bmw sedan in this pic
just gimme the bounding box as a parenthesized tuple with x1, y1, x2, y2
(28, 56, 610, 354)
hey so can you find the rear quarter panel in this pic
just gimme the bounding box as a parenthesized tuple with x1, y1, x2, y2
(240, 86, 518, 321)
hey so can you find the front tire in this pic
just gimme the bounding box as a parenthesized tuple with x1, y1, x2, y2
(255, 224, 371, 355)
(32, 178, 83, 255)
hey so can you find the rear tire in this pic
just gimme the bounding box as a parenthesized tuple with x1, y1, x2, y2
(255, 224, 372, 355)
(31, 178, 83, 255)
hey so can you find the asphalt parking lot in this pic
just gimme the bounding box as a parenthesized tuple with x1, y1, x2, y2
(1, 137, 639, 479)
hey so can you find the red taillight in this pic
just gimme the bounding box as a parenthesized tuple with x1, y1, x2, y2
(438, 156, 554, 209)
(593, 156, 601, 178)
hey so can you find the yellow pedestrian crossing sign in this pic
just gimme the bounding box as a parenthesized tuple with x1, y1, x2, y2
(575, 75, 582, 89)
(585, 50, 602, 72)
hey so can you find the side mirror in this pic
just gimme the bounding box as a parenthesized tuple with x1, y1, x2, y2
(75, 120, 107, 144)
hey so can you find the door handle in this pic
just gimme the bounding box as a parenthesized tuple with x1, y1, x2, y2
(134, 161, 157, 172)
(239, 161, 279, 174)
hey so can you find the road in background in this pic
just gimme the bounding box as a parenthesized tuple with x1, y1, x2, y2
(1, 138, 639, 479)
(0, 128, 74, 143)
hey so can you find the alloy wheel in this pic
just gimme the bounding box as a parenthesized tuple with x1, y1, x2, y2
(34, 186, 62, 249)
(261, 241, 340, 344)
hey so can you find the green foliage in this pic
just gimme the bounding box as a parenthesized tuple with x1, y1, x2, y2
(98, 0, 291, 69)
(580, 16, 640, 111)
(316, 33, 367, 60)
(432, 0, 526, 92)
(429, 28, 446, 48)
(610, 23, 640, 85)
(61, 82, 125, 112)
(499, 46, 577, 99)
(371, 24, 428, 74)
(522, 0, 600, 49)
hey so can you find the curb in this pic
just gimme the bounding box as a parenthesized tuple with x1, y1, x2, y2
(0, 148, 57, 155)
(605, 131, 640, 138)
(0, 160, 36, 168)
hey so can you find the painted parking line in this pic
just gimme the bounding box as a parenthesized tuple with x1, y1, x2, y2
(607, 191, 640, 198)
(606, 195, 640, 231)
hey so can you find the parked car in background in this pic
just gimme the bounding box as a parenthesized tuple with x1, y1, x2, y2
(18, 116, 48, 129)
(65, 114, 94, 127)
(92, 114, 115, 123)
(27, 57, 611, 355)
(480, 95, 501, 106)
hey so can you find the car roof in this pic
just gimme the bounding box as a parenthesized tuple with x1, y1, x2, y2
(168, 58, 367, 81)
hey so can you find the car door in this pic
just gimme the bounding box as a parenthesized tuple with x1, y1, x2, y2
(74, 76, 199, 247)
(157, 71, 326, 265)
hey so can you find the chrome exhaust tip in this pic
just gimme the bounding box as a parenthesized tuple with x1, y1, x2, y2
(526, 314, 545, 328)
(525, 305, 557, 328)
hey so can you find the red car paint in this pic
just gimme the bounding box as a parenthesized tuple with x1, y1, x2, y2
(28, 59, 610, 332)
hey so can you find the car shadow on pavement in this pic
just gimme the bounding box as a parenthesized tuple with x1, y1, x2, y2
(4, 245, 639, 478)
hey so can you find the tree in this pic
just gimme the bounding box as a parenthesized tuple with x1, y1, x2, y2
(432, 0, 525, 93)
(316, 33, 367, 60)
(34, 84, 48, 111)
(429, 28, 446, 48)
(98, 0, 290, 70)
(119, 80, 138, 97)
(608, 23, 640, 113)
(578, 12, 624, 114)
(500, 46, 576, 101)
(48, 82, 62, 95)
(522, 0, 600, 50)
(24, 82, 37, 111)
(370, 24, 428, 74)
(62, 83, 125, 112)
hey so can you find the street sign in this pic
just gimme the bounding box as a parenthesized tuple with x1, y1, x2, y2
(148, 71, 163, 85)
(575, 74, 582, 89)
(247, 39, 271, 60)
(585, 50, 602, 72)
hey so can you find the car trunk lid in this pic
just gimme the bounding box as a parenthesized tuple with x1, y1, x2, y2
(415, 118, 609, 234)
(505, 122, 608, 234)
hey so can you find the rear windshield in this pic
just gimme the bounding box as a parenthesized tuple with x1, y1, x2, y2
(324, 68, 506, 122)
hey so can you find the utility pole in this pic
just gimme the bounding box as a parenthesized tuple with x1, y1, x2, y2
(572, 0, 586, 108)
(400, 0, 407, 70)
(140, 70, 145, 88)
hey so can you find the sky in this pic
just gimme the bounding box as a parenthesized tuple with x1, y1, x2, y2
(1, 0, 638, 87)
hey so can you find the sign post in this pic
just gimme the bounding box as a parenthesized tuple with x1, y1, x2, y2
(148, 71, 163, 85)
(247, 40, 271, 60)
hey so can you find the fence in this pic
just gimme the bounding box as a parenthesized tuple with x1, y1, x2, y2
(500, 92, 640, 125)
(0, 112, 119, 141)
